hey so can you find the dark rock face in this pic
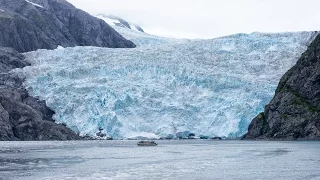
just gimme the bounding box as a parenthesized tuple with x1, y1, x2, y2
(243, 34, 320, 140)
(0, 0, 135, 53)
(0, 47, 29, 72)
(0, 47, 80, 140)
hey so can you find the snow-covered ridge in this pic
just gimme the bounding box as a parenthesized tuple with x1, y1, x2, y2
(96, 14, 144, 33)
(25, 0, 43, 8)
(17, 30, 317, 139)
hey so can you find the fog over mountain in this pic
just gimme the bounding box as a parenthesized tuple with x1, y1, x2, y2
(67, 0, 320, 38)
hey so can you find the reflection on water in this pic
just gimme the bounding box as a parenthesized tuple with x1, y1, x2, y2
(0, 156, 84, 172)
(263, 148, 291, 156)
(0, 140, 319, 180)
(249, 148, 291, 158)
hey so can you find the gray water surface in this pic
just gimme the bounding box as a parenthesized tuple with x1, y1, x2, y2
(0, 140, 319, 180)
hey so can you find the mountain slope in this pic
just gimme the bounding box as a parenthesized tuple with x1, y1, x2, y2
(0, 0, 135, 53)
(243, 34, 320, 140)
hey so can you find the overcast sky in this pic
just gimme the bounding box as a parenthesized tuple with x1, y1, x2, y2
(67, 0, 320, 39)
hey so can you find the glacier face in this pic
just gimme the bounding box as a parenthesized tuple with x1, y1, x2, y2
(17, 29, 317, 138)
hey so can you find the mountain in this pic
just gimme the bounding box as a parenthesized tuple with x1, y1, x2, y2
(96, 14, 145, 33)
(16, 29, 318, 139)
(0, 0, 135, 53)
(243, 34, 320, 140)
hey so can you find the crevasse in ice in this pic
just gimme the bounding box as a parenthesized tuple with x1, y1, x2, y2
(16, 28, 317, 138)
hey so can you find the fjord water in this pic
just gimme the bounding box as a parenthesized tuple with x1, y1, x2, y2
(17, 29, 317, 139)
(0, 140, 319, 180)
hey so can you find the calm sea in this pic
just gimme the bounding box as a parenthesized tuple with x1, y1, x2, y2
(0, 140, 319, 180)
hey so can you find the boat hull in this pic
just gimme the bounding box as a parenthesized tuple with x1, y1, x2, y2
(137, 141, 158, 146)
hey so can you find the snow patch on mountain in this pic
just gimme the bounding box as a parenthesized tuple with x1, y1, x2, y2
(96, 14, 145, 33)
(16, 30, 317, 139)
(96, 15, 120, 26)
(25, 0, 43, 8)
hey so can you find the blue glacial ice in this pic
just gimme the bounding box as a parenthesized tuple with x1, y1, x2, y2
(16, 28, 318, 139)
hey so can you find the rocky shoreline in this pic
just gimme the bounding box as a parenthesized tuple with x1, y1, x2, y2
(243, 33, 320, 140)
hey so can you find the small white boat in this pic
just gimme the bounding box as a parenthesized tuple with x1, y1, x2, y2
(137, 141, 158, 146)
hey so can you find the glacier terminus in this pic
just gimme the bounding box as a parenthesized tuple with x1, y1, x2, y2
(15, 27, 318, 139)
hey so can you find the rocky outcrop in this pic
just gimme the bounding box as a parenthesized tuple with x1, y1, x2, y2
(243, 34, 320, 140)
(0, 0, 135, 53)
(0, 47, 80, 140)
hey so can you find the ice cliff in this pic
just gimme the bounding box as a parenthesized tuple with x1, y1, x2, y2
(16, 28, 318, 139)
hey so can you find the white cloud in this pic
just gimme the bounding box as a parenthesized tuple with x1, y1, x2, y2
(68, 0, 320, 39)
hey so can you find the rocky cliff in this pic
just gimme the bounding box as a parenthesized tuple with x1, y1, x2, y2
(0, 0, 135, 52)
(0, 47, 80, 140)
(243, 33, 320, 140)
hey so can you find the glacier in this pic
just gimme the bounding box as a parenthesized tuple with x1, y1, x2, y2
(15, 28, 317, 139)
